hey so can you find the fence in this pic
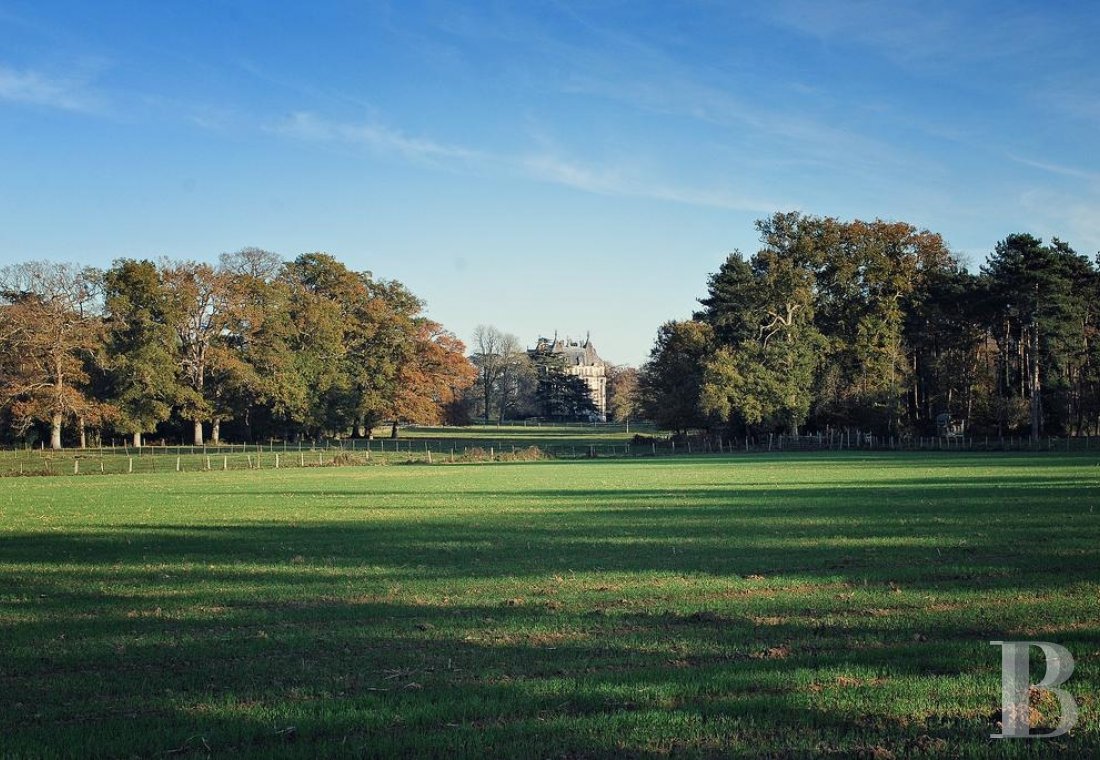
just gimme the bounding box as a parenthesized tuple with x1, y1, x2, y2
(769, 431, 1096, 452)
(0, 431, 1093, 478)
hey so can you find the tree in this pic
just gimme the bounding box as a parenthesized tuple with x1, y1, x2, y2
(717, 212, 955, 434)
(695, 251, 762, 346)
(215, 248, 294, 443)
(982, 234, 1093, 439)
(494, 334, 530, 423)
(0, 250, 482, 447)
(468, 325, 528, 424)
(0, 262, 110, 449)
(160, 260, 231, 446)
(281, 253, 471, 439)
(532, 351, 598, 421)
(102, 259, 182, 447)
(278, 254, 353, 437)
(697, 249, 822, 434)
(606, 365, 639, 423)
(353, 277, 427, 437)
(903, 265, 990, 433)
(811, 218, 954, 432)
(388, 321, 476, 433)
(638, 321, 713, 434)
(278, 252, 394, 438)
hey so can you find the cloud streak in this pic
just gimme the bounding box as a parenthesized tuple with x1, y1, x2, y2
(0, 65, 103, 112)
(270, 111, 483, 164)
(271, 111, 783, 213)
(1009, 155, 1100, 184)
(520, 153, 786, 213)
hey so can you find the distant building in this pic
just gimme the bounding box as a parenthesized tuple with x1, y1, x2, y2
(530, 333, 608, 420)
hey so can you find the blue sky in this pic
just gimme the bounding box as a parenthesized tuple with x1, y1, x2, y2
(1, 1, 1098, 365)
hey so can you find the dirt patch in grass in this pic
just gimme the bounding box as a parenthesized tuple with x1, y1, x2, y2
(751, 645, 791, 660)
(719, 581, 851, 599)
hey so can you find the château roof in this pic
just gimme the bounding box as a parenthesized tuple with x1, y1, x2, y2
(532, 333, 604, 367)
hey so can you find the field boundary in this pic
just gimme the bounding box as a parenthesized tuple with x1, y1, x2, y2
(0, 430, 1094, 478)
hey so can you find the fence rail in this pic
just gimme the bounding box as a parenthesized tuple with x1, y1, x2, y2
(0, 432, 1093, 478)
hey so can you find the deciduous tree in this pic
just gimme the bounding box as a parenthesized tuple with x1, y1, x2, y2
(103, 259, 182, 447)
(0, 262, 110, 449)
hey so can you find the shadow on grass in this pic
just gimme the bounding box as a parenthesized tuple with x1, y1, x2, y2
(2, 459, 1099, 757)
(2, 585, 1094, 757)
(5, 474, 1098, 585)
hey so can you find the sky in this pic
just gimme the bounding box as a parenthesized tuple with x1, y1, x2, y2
(1, 1, 1098, 366)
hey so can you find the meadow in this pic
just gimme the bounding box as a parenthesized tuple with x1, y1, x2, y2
(2, 450, 1099, 757)
(0, 424, 653, 477)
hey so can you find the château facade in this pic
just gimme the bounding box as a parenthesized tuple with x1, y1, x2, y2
(530, 333, 607, 420)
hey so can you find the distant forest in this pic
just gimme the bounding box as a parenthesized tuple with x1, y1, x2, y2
(4, 211, 1099, 449)
(638, 212, 1100, 440)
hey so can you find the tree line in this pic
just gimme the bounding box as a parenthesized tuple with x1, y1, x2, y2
(638, 212, 1100, 441)
(0, 249, 476, 449)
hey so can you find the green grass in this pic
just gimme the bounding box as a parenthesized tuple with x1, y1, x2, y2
(0, 424, 656, 477)
(2, 451, 1099, 757)
(379, 422, 654, 447)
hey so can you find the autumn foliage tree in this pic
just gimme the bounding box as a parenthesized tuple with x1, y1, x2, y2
(0, 251, 476, 447)
(390, 321, 477, 435)
(0, 262, 110, 449)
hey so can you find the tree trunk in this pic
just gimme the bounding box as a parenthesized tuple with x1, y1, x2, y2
(78, 416, 87, 449)
(50, 413, 63, 450)
(1029, 324, 1041, 442)
(390, 420, 399, 439)
(211, 418, 221, 445)
(193, 419, 204, 446)
(133, 431, 143, 448)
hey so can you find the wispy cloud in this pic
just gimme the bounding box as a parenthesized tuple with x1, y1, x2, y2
(756, 1, 1060, 72)
(0, 65, 104, 112)
(1009, 155, 1100, 183)
(468, 6, 926, 178)
(269, 111, 483, 164)
(271, 111, 784, 213)
(521, 153, 785, 213)
(560, 71, 909, 177)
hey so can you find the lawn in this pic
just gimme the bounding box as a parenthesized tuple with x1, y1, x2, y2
(0, 424, 656, 477)
(2, 452, 1099, 757)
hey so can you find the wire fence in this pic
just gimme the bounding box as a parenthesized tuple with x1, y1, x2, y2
(0, 431, 1093, 478)
(768, 431, 1098, 452)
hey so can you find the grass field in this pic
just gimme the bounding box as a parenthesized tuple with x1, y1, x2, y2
(376, 422, 651, 446)
(0, 424, 655, 477)
(2, 451, 1099, 757)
